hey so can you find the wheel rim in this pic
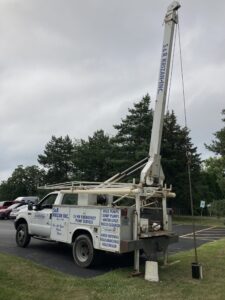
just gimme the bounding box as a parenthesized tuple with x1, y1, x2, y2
(76, 240, 90, 263)
(17, 229, 25, 244)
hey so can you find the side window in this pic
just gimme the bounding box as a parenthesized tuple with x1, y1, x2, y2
(62, 194, 78, 205)
(40, 194, 58, 209)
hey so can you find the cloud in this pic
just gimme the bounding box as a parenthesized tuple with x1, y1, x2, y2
(0, 0, 225, 181)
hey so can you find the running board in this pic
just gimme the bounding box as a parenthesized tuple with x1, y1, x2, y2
(32, 236, 56, 243)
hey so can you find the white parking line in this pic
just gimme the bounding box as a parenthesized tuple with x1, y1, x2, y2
(199, 235, 225, 237)
(181, 235, 221, 239)
(180, 226, 216, 238)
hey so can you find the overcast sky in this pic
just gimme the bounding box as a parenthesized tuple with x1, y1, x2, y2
(0, 0, 224, 181)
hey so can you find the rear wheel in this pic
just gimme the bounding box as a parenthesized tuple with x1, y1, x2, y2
(16, 224, 31, 248)
(73, 234, 96, 268)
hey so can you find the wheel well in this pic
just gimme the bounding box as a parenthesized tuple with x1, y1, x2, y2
(72, 229, 93, 244)
(15, 218, 27, 230)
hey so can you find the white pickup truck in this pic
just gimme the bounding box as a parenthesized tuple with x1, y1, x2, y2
(14, 190, 178, 268)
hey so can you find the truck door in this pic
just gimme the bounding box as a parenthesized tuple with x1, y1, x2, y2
(29, 193, 58, 238)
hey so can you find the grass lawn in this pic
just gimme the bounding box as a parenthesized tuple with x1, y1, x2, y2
(173, 215, 225, 227)
(1, 239, 225, 300)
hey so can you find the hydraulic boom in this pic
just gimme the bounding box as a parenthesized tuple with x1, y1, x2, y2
(140, 1, 180, 186)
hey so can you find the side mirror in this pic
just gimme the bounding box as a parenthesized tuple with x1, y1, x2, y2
(28, 203, 33, 211)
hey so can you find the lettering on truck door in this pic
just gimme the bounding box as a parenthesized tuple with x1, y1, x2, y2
(50, 193, 78, 242)
(29, 193, 58, 237)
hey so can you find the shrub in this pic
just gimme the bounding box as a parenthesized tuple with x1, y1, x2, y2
(209, 199, 225, 218)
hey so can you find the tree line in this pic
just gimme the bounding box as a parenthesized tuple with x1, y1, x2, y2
(0, 95, 224, 214)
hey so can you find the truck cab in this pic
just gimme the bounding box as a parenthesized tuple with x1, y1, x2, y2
(15, 191, 79, 238)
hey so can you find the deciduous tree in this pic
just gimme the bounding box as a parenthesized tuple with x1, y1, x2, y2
(0, 165, 45, 200)
(204, 109, 225, 199)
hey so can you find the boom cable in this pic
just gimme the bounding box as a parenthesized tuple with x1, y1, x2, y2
(177, 13, 198, 264)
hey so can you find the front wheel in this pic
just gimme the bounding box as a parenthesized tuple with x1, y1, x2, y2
(16, 224, 31, 248)
(72, 234, 97, 268)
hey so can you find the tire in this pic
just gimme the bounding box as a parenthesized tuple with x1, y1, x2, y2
(0, 214, 6, 220)
(16, 224, 31, 248)
(72, 234, 96, 268)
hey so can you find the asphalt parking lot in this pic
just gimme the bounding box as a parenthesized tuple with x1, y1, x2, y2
(0, 220, 135, 278)
(0, 220, 225, 277)
(169, 224, 225, 254)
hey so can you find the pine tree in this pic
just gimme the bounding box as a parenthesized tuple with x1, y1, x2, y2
(38, 135, 74, 183)
(162, 112, 201, 213)
(112, 94, 153, 172)
(73, 130, 115, 181)
(113, 96, 201, 213)
(205, 109, 225, 156)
